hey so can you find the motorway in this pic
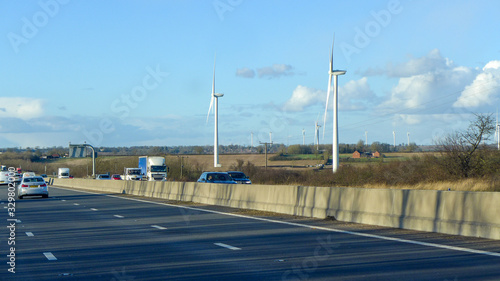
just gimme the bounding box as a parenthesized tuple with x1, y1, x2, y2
(1, 185, 500, 280)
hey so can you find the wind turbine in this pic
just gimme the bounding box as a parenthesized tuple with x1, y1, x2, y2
(393, 130, 396, 148)
(206, 56, 224, 167)
(302, 129, 305, 145)
(323, 35, 346, 173)
(315, 114, 321, 151)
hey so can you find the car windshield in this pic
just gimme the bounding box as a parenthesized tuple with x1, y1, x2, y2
(128, 170, 141, 175)
(208, 173, 230, 181)
(99, 175, 110, 179)
(151, 166, 166, 172)
(23, 177, 44, 183)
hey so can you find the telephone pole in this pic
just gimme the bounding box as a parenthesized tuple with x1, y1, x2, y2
(260, 141, 273, 169)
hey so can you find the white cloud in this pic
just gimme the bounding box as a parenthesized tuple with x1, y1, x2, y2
(282, 78, 376, 112)
(338, 77, 376, 111)
(453, 60, 500, 108)
(257, 64, 294, 79)
(378, 51, 476, 114)
(0, 98, 45, 120)
(235, 67, 255, 78)
(360, 49, 453, 78)
(386, 49, 452, 77)
(282, 85, 323, 112)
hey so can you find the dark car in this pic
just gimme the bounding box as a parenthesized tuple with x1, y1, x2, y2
(227, 171, 252, 184)
(197, 172, 236, 184)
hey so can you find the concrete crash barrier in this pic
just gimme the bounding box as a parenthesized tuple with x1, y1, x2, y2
(52, 178, 500, 240)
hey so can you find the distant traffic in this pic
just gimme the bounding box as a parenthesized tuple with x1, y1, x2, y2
(0, 154, 252, 201)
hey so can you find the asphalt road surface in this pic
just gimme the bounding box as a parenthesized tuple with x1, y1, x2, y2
(1, 185, 500, 280)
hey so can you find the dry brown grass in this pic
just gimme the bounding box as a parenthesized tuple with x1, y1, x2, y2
(167, 153, 323, 172)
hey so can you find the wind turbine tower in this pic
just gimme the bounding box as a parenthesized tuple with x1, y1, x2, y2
(323, 36, 346, 173)
(365, 130, 368, 146)
(302, 129, 305, 145)
(251, 132, 254, 147)
(206, 56, 224, 167)
(315, 120, 321, 151)
(393, 131, 396, 148)
(407, 132, 410, 146)
(269, 132, 272, 144)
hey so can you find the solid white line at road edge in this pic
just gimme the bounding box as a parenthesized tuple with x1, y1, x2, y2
(51, 186, 500, 258)
(43, 252, 57, 261)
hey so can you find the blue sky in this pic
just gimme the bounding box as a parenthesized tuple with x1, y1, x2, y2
(1, 0, 500, 148)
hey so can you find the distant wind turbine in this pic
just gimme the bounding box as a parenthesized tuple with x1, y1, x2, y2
(322, 35, 346, 173)
(302, 129, 305, 145)
(393, 131, 396, 148)
(315, 114, 321, 151)
(206, 56, 224, 167)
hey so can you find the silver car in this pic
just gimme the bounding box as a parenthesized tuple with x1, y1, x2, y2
(18, 176, 49, 199)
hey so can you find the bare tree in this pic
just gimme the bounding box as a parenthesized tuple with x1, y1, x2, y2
(438, 113, 495, 178)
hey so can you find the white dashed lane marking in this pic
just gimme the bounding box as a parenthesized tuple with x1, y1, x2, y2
(214, 243, 241, 250)
(151, 225, 167, 230)
(43, 252, 57, 261)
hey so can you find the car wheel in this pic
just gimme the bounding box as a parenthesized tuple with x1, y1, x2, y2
(43, 195, 48, 198)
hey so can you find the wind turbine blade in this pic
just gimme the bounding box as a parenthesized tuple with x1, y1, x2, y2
(207, 54, 216, 123)
(206, 95, 214, 123)
(314, 121, 318, 139)
(323, 74, 332, 139)
(212, 55, 216, 95)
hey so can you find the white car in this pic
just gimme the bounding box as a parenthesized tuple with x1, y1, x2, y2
(18, 176, 49, 199)
(0, 166, 9, 185)
(96, 174, 111, 180)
